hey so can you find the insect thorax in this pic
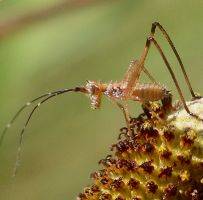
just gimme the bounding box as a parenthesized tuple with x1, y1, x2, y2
(85, 81, 126, 109)
(104, 82, 125, 99)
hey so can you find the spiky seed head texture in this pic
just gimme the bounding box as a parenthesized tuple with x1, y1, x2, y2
(78, 98, 203, 200)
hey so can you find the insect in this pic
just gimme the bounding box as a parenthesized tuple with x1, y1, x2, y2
(0, 22, 202, 176)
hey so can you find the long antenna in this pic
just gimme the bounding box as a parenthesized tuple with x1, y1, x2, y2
(0, 87, 86, 176)
(11, 87, 86, 176)
(0, 88, 86, 148)
(0, 93, 52, 147)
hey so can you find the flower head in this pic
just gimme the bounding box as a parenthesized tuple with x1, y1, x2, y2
(78, 98, 203, 200)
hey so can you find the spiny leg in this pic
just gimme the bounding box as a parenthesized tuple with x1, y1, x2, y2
(122, 41, 163, 122)
(135, 35, 202, 121)
(147, 37, 203, 122)
(121, 57, 153, 96)
(109, 97, 133, 137)
(150, 22, 197, 99)
(121, 57, 160, 97)
(122, 39, 160, 94)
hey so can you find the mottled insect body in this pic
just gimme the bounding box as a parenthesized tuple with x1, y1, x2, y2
(86, 81, 125, 109)
(105, 82, 124, 99)
(85, 80, 168, 109)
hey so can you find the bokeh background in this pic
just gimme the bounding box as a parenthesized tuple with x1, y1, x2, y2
(0, 1, 203, 199)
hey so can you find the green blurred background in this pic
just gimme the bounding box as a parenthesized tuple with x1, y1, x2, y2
(0, 1, 203, 199)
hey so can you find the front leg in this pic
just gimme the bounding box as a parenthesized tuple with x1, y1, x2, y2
(109, 97, 133, 137)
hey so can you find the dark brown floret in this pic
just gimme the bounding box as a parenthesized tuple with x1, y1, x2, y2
(140, 160, 154, 174)
(163, 183, 177, 199)
(77, 193, 87, 200)
(115, 159, 126, 169)
(84, 187, 94, 196)
(131, 197, 142, 200)
(158, 166, 172, 178)
(111, 140, 130, 153)
(199, 162, 203, 170)
(130, 114, 145, 129)
(180, 133, 195, 148)
(163, 129, 175, 142)
(142, 142, 155, 153)
(100, 193, 112, 200)
(125, 160, 137, 171)
(177, 155, 191, 165)
(115, 159, 138, 172)
(99, 155, 113, 167)
(90, 169, 108, 180)
(115, 196, 126, 200)
(100, 177, 110, 186)
(186, 188, 200, 200)
(110, 178, 124, 191)
(127, 178, 140, 190)
(160, 149, 172, 160)
(145, 180, 158, 193)
(129, 140, 142, 152)
(142, 127, 159, 140)
(91, 184, 100, 193)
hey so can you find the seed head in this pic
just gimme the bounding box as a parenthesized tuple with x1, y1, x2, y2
(78, 98, 203, 200)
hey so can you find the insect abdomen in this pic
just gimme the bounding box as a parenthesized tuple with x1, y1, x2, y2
(132, 83, 168, 102)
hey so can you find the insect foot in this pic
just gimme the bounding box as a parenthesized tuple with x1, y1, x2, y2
(77, 98, 203, 200)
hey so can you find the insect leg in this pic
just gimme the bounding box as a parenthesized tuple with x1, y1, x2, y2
(109, 97, 133, 136)
(150, 22, 197, 98)
(147, 37, 203, 122)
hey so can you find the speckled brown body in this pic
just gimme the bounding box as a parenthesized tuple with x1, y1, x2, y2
(131, 83, 168, 102)
(85, 81, 169, 109)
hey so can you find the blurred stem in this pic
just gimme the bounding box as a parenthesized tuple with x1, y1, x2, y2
(0, 0, 111, 40)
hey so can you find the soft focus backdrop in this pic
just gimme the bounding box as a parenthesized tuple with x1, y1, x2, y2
(0, 1, 203, 199)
